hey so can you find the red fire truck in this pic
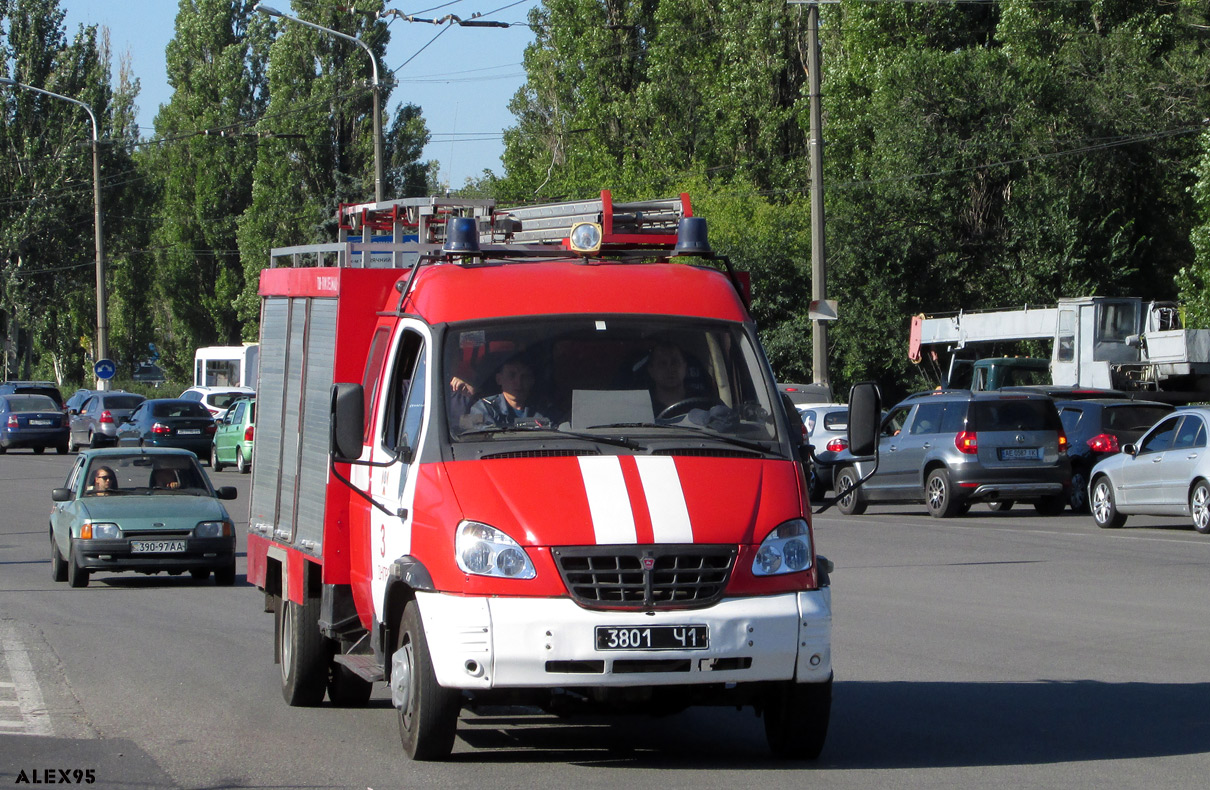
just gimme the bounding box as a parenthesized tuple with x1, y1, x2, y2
(245, 191, 878, 760)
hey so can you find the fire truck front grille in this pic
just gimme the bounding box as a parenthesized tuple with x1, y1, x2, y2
(552, 545, 736, 610)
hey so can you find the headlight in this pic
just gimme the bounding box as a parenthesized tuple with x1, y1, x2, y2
(455, 521, 536, 579)
(752, 519, 813, 576)
(86, 522, 122, 540)
(195, 520, 233, 538)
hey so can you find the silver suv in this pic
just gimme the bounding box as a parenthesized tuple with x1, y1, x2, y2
(835, 390, 1070, 518)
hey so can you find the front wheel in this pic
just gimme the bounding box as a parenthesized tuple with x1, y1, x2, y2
(834, 466, 867, 516)
(393, 601, 460, 760)
(67, 541, 89, 588)
(1090, 477, 1126, 529)
(213, 562, 236, 586)
(50, 531, 67, 582)
(278, 596, 328, 706)
(1190, 481, 1210, 535)
(925, 468, 963, 518)
(211, 444, 225, 472)
(764, 677, 832, 759)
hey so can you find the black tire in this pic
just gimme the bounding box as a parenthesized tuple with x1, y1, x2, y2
(50, 531, 67, 583)
(1090, 476, 1127, 529)
(211, 444, 224, 472)
(987, 500, 1014, 512)
(394, 601, 460, 760)
(0, 444, 7, 454)
(1069, 467, 1090, 513)
(213, 563, 237, 586)
(834, 466, 867, 516)
(328, 661, 374, 707)
(190, 568, 211, 582)
(236, 446, 250, 475)
(33, 445, 45, 455)
(764, 676, 832, 759)
(1190, 480, 1210, 535)
(925, 468, 963, 518)
(67, 541, 90, 588)
(67, 433, 78, 453)
(278, 595, 328, 706)
(90, 431, 102, 449)
(56, 442, 68, 455)
(1034, 493, 1067, 516)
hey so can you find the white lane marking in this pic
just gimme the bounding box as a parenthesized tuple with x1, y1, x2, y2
(636, 456, 693, 543)
(0, 623, 54, 736)
(579, 456, 637, 544)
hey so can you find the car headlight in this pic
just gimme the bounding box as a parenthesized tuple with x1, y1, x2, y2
(85, 522, 122, 540)
(195, 520, 233, 538)
(752, 519, 813, 576)
(455, 521, 536, 579)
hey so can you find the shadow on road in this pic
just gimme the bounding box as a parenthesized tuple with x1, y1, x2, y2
(448, 679, 1210, 768)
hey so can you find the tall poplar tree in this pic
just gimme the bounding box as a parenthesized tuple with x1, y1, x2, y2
(0, 0, 141, 383)
(147, 0, 271, 378)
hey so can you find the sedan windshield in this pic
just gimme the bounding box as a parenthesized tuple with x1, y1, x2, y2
(443, 316, 782, 447)
(83, 455, 210, 497)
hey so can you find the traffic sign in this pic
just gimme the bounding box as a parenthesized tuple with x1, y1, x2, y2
(94, 359, 116, 380)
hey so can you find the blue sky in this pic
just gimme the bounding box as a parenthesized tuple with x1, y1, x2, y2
(61, 1, 540, 188)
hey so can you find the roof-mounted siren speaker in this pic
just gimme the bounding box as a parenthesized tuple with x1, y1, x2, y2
(674, 216, 711, 257)
(443, 216, 481, 255)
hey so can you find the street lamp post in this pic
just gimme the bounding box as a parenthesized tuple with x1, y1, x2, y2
(0, 77, 109, 390)
(255, 3, 384, 204)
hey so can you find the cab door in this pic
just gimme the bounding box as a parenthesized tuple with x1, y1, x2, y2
(368, 324, 431, 618)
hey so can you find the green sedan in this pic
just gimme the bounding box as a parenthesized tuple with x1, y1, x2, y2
(49, 447, 238, 588)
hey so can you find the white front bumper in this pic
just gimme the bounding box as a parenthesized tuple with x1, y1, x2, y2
(415, 590, 832, 690)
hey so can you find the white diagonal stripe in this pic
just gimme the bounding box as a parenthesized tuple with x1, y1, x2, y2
(636, 456, 693, 543)
(579, 456, 637, 545)
(0, 623, 53, 736)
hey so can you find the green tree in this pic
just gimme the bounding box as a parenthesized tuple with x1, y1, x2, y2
(0, 0, 142, 385)
(236, 0, 431, 331)
(146, 0, 271, 379)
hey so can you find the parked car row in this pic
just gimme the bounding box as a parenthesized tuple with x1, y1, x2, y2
(807, 384, 1210, 537)
(3, 384, 254, 474)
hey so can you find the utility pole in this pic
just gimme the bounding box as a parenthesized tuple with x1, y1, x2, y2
(789, 1, 838, 389)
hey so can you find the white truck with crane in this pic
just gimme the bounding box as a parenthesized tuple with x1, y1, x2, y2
(908, 296, 1210, 401)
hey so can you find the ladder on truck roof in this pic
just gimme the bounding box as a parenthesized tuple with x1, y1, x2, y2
(268, 191, 694, 269)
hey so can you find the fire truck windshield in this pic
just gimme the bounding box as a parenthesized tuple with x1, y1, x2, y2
(443, 317, 783, 447)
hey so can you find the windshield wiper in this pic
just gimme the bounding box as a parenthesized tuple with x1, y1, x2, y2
(587, 423, 777, 455)
(459, 423, 642, 450)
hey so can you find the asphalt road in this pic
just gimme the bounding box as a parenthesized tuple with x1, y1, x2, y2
(2, 450, 1208, 789)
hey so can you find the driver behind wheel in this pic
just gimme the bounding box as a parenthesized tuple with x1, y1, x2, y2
(645, 340, 717, 418)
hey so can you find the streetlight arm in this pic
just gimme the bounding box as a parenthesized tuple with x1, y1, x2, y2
(0, 77, 98, 140)
(255, 3, 384, 203)
(254, 4, 377, 86)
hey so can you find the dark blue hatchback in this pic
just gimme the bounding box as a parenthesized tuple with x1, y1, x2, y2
(0, 394, 70, 454)
(115, 399, 216, 461)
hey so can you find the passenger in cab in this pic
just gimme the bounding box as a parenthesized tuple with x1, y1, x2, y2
(470, 354, 552, 427)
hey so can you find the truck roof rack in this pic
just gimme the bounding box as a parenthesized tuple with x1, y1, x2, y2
(270, 191, 695, 269)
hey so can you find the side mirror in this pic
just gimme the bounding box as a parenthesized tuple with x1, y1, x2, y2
(69, 408, 79, 416)
(215, 486, 238, 500)
(1122, 443, 1137, 456)
(847, 382, 882, 458)
(331, 383, 365, 461)
(51, 488, 73, 502)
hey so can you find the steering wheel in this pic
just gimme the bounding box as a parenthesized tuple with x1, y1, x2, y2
(657, 397, 718, 420)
